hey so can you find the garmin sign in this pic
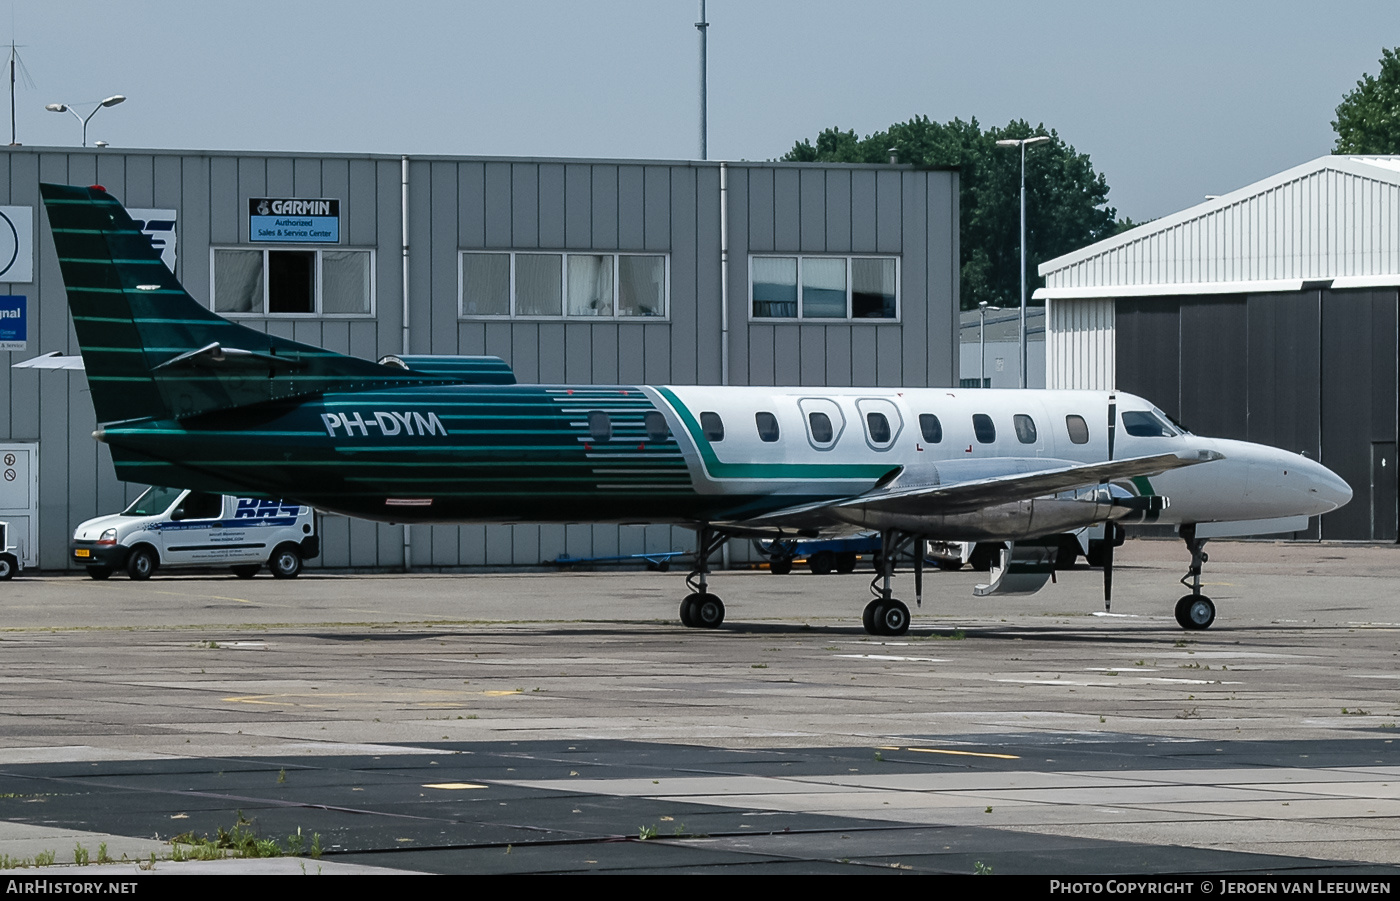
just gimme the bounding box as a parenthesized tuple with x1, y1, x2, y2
(248, 197, 340, 244)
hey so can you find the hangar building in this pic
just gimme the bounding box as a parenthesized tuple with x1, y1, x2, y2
(1038, 155, 1399, 541)
(0, 147, 960, 571)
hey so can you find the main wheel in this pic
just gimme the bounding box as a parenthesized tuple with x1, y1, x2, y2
(126, 546, 157, 581)
(834, 552, 858, 574)
(231, 564, 261, 579)
(680, 593, 700, 627)
(270, 545, 302, 579)
(878, 599, 910, 636)
(86, 566, 113, 581)
(769, 556, 793, 575)
(863, 599, 885, 635)
(1175, 594, 1216, 630)
(694, 594, 725, 628)
(808, 551, 835, 575)
(0, 554, 14, 580)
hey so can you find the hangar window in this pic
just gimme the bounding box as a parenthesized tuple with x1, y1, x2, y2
(750, 255, 898, 320)
(212, 248, 373, 316)
(755, 412, 780, 442)
(700, 412, 725, 442)
(918, 413, 943, 444)
(1065, 415, 1090, 444)
(460, 251, 668, 319)
(972, 414, 996, 444)
(1013, 414, 1038, 444)
(644, 411, 670, 442)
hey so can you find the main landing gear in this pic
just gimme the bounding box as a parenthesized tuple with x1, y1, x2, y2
(680, 526, 729, 629)
(862, 529, 921, 636)
(1175, 524, 1216, 630)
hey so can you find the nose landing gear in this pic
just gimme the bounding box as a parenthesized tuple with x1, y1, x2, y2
(1175, 524, 1215, 630)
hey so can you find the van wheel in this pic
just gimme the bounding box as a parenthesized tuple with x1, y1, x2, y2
(0, 554, 15, 580)
(86, 566, 113, 581)
(231, 565, 261, 579)
(127, 547, 157, 581)
(270, 545, 302, 579)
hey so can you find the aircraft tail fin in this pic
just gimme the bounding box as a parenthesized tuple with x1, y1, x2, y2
(40, 183, 439, 424)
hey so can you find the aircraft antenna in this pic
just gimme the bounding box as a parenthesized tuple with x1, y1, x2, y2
(1103, 394, 1117, 610)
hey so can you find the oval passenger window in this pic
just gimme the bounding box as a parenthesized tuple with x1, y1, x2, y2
(808, 411, 833, 444)
(1013, 414, 1038, 444)
(644, 411, 670, 442)
(1065, 414, 1090, 444)
(918, 413, 942, 443)
(972, 413, 996, 444)
(700, 411, 724, 442)
(866, 412, 891, 443)
(755, 412, 780, 442)
(587, 411, 612, 443)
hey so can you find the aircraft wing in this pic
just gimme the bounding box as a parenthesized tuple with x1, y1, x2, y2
(725, 450, 1222, 532)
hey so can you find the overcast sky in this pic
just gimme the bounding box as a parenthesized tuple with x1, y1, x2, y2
(11, 1, 1394, 221)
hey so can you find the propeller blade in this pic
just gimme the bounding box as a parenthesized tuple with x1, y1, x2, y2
(1103, 529, 1114, 612)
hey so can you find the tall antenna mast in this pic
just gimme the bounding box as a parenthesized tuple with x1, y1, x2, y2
(6, 41, 33, 146)
(695, 0, 708, 160)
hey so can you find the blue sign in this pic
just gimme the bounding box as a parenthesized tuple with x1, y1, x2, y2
(0, 295, 25, 351)
(248, 198, 340, 244)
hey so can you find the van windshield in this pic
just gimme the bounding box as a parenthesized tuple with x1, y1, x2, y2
(121, 486, 185, 517)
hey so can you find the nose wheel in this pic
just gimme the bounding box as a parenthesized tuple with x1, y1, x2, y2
(1175, 595, 1215, 630)
(681, 592, 725, 628)
(863, 598, 910, 636)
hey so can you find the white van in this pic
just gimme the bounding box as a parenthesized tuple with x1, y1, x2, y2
(70, 487, 319, 581)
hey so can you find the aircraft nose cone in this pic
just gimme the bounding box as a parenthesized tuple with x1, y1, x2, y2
(1308, 460, 1352, 513)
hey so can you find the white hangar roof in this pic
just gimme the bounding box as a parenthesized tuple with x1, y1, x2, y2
(1036, 155, 1400, 300)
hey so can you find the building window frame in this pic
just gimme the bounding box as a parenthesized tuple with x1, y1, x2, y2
(458, 250, 670, 320)
(209, 246, 375, 317)
(748, 254, 900, 322)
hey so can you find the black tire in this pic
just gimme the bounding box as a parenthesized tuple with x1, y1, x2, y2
(694, 594, 724, 628)
(86, 566, 113, 581)
(863, 599, 884, 635)
(0, 554, 14, 580)
(769, 556, 793, 575)
(1175, 595, 1216, 630)
(270, 544, 302, 579)
(126, 546, 157, 581)
(809, 551, 835, 575)
(680, 593, 700, 627)
(878, 600, 910, 636)
(834, 552, 858, 574)
(231, 564, 261, 579)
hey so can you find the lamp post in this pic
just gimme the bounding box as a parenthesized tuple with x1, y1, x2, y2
(995, 134, 1050, 388)
(45, 95, 125, 147)
(978, 301, 1001, 387)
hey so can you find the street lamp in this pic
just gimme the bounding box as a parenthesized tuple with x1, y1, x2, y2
(45, 95, 125, 147)
(995, 134, 1050, 388)
(978, 301, 1001, 387)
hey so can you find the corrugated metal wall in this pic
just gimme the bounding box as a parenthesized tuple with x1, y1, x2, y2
(1045, 163, 1400, 291)
(1045, 297, 1114, 389)
(1, 148, 959, 570)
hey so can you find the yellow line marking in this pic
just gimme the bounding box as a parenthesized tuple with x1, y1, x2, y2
(905, 747, 1020, 760)
(423, 783, 487, 790)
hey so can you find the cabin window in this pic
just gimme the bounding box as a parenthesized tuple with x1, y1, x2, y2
(755, 412, 780, 442)
(750, 255, 898, 320)
(1013, 414, 1038, 444)
(700, 412, 725, 442)
(644, 411, 670, 442)
(460, 251, 668, 319)
(213, 248, 373, 316)
(808, 411, 834, 444)
(1065, 415, 1090, 444)
(918, 413, 943, 444)
(972, 413, 996, 444)
(587, 411, 612, 443)
(866, 412, 892, 444)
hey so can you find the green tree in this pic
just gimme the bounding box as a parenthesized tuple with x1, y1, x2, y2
(1333, 48, 1400, 154)
(783, 117, 1118, 310)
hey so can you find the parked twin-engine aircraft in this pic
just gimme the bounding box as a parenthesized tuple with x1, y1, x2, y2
(39, 183, 1352, 634)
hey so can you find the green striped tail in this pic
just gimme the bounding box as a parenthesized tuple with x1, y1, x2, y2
(40, 183, 450, 424)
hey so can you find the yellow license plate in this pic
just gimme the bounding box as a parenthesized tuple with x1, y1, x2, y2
(74, 549, 90, 557)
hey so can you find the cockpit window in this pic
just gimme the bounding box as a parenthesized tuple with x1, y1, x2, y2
(1121, 410, 1180, 438)
(700, 412, 724, 441)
